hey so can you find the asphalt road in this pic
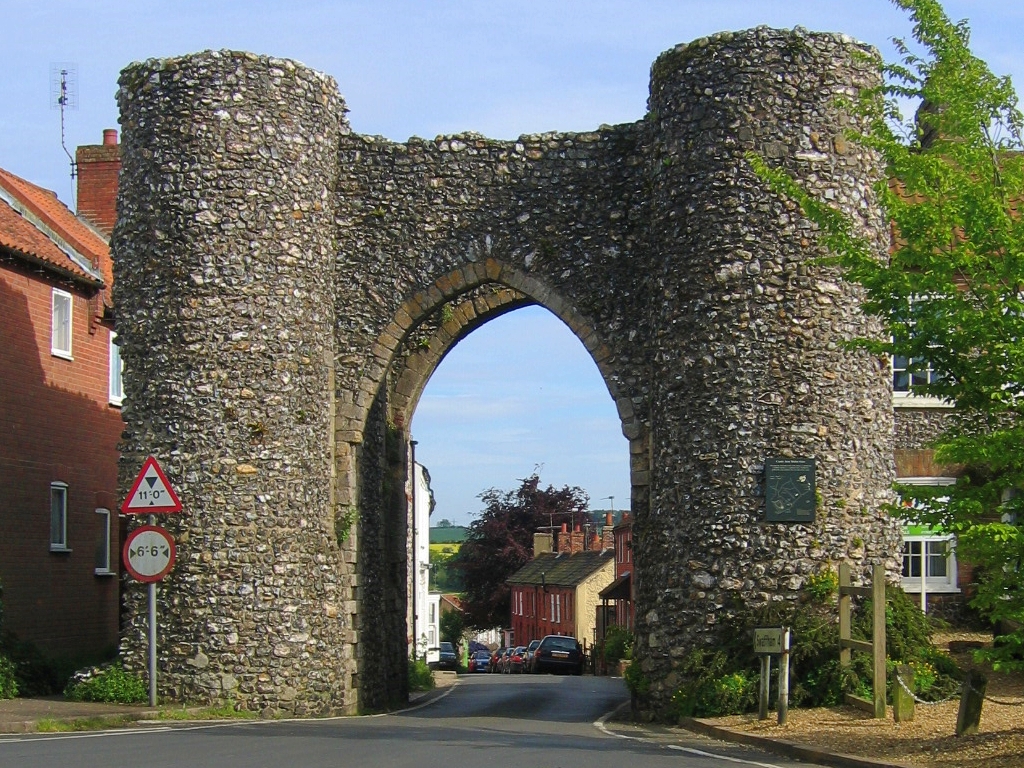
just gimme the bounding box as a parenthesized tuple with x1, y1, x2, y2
(0, 674, 806, 768)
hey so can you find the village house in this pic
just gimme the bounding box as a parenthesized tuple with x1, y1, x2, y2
(506, 524, 615, 652)
(0, 130, 123, 660)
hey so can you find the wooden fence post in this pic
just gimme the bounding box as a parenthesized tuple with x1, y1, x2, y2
(956, 670, 987, 736)
(838, 562, 887, 719)
(893, 664, 915, 723)
(871, 563, 887, 720)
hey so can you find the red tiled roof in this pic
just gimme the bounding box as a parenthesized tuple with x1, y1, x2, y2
(440, 594, 463, 610)
(0, 167, 109, 305)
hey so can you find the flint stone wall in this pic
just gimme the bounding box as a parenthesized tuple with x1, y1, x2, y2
(113, 27, 902, 716)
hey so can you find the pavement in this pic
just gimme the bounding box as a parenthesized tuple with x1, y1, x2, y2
(0, 685, 911, 768)
(0, 696, 165, 733)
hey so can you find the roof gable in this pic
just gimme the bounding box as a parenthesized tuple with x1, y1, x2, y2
(507, 549, 614, 587)
(0, 167, 109, 301)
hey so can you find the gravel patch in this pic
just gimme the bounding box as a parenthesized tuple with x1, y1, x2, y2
(701, 632, 1024, 768)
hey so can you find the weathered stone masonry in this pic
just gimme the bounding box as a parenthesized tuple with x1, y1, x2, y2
(113, 28, 903, 715)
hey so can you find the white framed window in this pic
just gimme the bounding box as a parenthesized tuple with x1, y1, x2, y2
(50, 482, 69, 551)
(902, 534, 957, 593)
(891, 297, 950, 409)
(892, 353, 940, 392)
(94, 508, 114, 574)
(109, 332, 123, 406)
(898, 476, 958, 595)
(51, 288, 73, 359)
(892, 354, 949, 407)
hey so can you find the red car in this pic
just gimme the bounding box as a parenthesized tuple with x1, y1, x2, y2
(506, 646, 527, 674)
(490, 647, 506, 673)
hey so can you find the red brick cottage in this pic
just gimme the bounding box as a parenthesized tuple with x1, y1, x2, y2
(0, 131, 123, 659)
(507, 526, 614, 651)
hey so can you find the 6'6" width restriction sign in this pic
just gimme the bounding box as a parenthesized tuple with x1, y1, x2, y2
(123, 526, 176, 582)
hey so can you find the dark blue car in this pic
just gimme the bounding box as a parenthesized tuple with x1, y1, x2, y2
(437, 641, 458, 670)
(468, 650, 491, 673)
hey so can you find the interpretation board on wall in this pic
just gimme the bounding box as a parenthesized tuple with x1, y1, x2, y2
(765, 457, 816, 522)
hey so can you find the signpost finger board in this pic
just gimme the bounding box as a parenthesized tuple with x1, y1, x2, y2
(122, 456, 182, 514)
(123, 525, 176, 582)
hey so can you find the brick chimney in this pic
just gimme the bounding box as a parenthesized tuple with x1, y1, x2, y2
(557, 523, 585, 555)
(76, 129, 121, 236)
(602, 511, 615, 550)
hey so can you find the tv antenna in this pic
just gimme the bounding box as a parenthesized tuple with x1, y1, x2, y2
(50, 63, 79, 192)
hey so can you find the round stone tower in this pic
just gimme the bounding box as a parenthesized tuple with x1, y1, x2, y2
(634, 27, 901, 713)
(113, 51, 352, 713)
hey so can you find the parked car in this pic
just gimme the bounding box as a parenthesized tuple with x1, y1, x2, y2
(522, 639, 541, 673)
(468, 650, 491, 673)
(497, 646, 514, 673)
(507, 646, 527, 674)
(489, 647, 506, 673)
(437, 641, 458, 671)
(532, 634, 584, 675)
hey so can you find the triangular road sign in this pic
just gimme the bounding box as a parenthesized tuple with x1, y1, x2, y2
(121, 456, 183, 514)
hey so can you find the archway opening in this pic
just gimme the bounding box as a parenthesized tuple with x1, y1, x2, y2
(407, 303, 631, 663)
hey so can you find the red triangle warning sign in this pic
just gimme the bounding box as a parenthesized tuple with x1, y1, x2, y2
(121, 456, 183, 514)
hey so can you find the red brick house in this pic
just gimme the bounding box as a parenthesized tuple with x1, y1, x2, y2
(599, 512, 634, 634)
(0, 131, 123, 659)
(507, 525, 614, 650)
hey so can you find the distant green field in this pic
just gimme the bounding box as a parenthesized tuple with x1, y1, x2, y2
(428, 543, 463, 591)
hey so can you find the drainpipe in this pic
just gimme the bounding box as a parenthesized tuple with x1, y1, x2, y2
(411, 439, 418, 659)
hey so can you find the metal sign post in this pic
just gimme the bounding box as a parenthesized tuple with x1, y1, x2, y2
(122, 458, 180, 709)
(148, 515, 157, 707)
(124, 521, 176, 707)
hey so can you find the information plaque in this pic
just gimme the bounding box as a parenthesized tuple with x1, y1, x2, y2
(765, 457, 816, 522)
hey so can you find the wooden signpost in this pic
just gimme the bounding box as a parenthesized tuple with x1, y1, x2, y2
(755, 626, 791, 724)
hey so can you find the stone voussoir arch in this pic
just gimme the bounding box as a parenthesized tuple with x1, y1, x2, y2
(347, 257, 646, 459)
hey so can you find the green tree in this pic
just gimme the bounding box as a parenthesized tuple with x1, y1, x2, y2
(454, 474, 590, 628)
(430, 546, 464, 592)
(751, 0, 1024, 667)
(439, 607, 465, 648)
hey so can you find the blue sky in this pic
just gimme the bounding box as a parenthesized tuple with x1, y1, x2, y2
(3, 1, 1019, 524)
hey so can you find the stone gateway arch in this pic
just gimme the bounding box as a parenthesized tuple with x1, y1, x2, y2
(113, 27, 901, 715)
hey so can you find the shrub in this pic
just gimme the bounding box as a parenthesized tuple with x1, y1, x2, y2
(602, 625, 633, 667)
(64, 664, 147, 704)
(661, 579, 962, 718)
(0, 654, 17, 699)
(805, 568, 839, 603)
(623, 660, 649, 698)
(698, 672, 755, 717)
(0, 635, 82, 696)
(408, 656, 435, 692)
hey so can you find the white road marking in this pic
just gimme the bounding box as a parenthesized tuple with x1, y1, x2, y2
(594, 706, 790, 768)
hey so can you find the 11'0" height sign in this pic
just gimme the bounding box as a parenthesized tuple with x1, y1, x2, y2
(121, 456, 183, 515)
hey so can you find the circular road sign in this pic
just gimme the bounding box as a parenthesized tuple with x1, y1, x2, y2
(123, 525, 176, 582)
